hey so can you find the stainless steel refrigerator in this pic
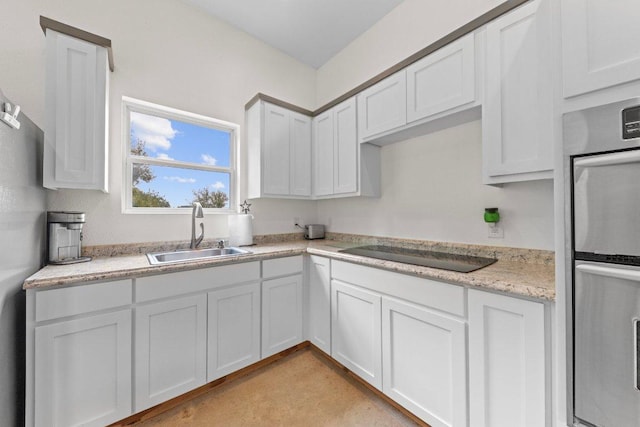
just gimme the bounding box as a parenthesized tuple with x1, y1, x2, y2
(565, 98, 640, 426)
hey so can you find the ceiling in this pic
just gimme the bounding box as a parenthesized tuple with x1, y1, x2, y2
(182, 0, 405, 69)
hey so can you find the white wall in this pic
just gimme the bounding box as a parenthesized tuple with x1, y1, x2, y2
(0, 0, 318, 245)
(318, 121, 554, 249)
(316, 0, 554, 250)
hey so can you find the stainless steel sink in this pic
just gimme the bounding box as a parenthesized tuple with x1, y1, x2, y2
(146, 247, 252, 265)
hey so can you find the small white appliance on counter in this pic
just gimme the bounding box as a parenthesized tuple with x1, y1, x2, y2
(47, 211, 91, 264)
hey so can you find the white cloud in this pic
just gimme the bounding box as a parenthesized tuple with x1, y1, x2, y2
(201, 154, 217, 166)
(156, 153, 174, 160)
(211, 181, 225, 190)
(164, 176, 196, 184)
(130, 112, 177, 152)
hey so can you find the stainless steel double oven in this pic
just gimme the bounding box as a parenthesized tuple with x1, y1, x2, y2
(565, 98, 640, 426)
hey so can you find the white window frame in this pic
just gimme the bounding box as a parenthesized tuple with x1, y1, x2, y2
(121, 96, 240, 214)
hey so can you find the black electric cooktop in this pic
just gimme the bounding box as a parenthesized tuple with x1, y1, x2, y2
(338, 245, 497, 273)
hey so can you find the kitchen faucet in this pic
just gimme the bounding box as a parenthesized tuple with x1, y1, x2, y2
(191, 202, 204, 249)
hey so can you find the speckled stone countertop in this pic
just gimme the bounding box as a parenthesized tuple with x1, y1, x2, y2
(24, 236, 555, 301)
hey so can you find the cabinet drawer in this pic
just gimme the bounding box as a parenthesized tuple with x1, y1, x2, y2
(262, 256, 303, 279)
(136, 261, 260, 302)
(35, 279, 132, 322)
(332, 260, 465, 317)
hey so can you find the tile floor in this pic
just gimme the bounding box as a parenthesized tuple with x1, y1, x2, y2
(132, 349, 419, 426)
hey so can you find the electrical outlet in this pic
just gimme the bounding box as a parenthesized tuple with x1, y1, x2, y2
(488, 223, 504, 239)
(293, 217, 300, 227)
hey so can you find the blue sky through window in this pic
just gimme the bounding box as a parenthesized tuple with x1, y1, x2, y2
(130, 111, 232, 208)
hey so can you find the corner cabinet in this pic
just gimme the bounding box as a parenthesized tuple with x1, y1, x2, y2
(247, 101, 312, 199)
(43, 30, 109, 192)
(468, 289, 547, 427)
(561, 0, 640, 98)
(482, 0, 553, 184)
(313, 97, 381, 198)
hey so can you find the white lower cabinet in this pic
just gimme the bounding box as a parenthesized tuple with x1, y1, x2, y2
(134, 294, 207, 411)
(207, 282, 261, 381)
(34, 310, 132, 427)
(468, 289, 547, 427)
(308, 255, 331, 353)
(382, 297, 467, 427)
(262, 274, 304, 357)
(331, 279, 382, 390)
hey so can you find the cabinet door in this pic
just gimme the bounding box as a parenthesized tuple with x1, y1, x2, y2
(483, 0, 553, 183)
(263, 103, 290, 195)
(333, 98, 358, 194)
(208, 282, 261, 381)
(135, 294, 207, 411)
(407, 33, 475, 122)
(290, 112, 312, 196)
(357, 70, 407, 141)
(313, 110, 334, 196)
(382, 297, 467, 427)
(34, 310, 131, 427)
(468, 290, 546, 427)
(308, 256, 331, 354)
(262, 275, 303, 357)
(44, 31, 108, 192)
(331, 279, 382, 390)
(561, 0, 640, 97)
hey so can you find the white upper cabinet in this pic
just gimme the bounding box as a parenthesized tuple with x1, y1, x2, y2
(561, 0, 640, 97)
(247, 101, 312, 199)
(43, 30, 109, 192)
(482, 0, 553, 184)
(313, 109, 334, 196)
(357, 70, 407, 141)
(407, 33, 476, 123)
(313, 97, 381, 198)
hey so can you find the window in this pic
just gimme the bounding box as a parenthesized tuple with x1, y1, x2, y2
(122, 97, 239, 213)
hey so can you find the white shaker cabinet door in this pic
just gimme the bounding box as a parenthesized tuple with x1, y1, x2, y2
(468, 289, 547, 427)
(561, 0, 640, 97)
(482, 0, 553, 183)
(262, 275, 304, 357)
(313, 109, 334, 196)
(331, 279, 382, 390)
(263, 103, 291, 196)
(308, 255, 331, 354)
(333, 97, 358, 194)
(207, 282, 261, 381)
(382, 297, 468, 427)
(407, 32, 476, 123)
(290, 112, 312, 196)
(43, 30, 109, 192)
(135, 294, 207, 412)
(357, 70, 407, 141)
(34, 310, 131, 427)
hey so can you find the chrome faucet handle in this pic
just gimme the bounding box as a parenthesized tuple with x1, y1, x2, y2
(217, 239, 226, 249)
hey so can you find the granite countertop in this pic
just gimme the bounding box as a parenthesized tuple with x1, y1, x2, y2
(23, 238, 556, 301)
